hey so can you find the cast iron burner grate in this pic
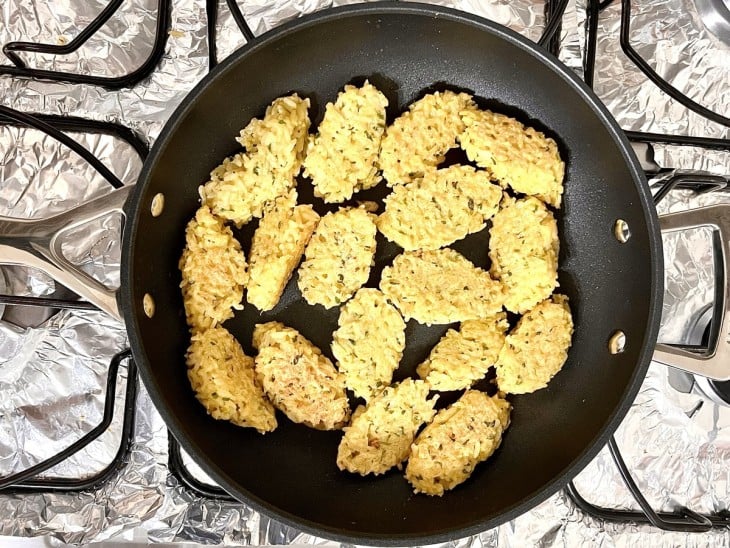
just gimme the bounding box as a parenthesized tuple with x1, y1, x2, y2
(565, 0, 730, 532)
(0, 108, 146, 492)
(0, 351, 137, 492)
(0, 0, 171, 89)
(168, 436, 235, 501)
(584, 0, 730, 128)
(206, 0, 255, 70)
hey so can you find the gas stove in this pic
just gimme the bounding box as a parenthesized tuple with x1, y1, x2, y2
(0, 0, 729, 545)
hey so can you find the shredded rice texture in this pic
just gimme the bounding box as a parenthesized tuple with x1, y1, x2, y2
(380, 91, 476, 186)
(247, 191, 319, 311)
(253, 322, 350, 430)
(186, 326, 276, 433)
(489, 195, 559, 314)
(297, 205, 377, 308)
(378, 164, 501, 251)
(496, 295, 574, 394)
(201, 94, 310, 227)
(380, 248, 504, 325)
(331, 288, 406, 400)
(337, 379, 437, 476)
(460, 108, 565, 208)
(303, 81, 388, 202)
(405, 391, 510, 496)
(179, 205, 248, 332)
(417, 314, 509, 391)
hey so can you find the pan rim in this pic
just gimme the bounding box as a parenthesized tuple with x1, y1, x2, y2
(121, 1, 664, 544)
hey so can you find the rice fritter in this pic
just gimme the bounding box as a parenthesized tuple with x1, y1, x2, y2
(495, 295, 574, 394)
(489, 195, 559, 314)
(417, 314, 509, 391)
(303, 81, 388, 202)
(179, 205, 248, 332)
(460, 108, 565, 208)
(297, 205, 378, 308)
(337, 379, 438, 475)
(186, 326, 277, 433)
(247, 190, 320, 311)
(253, 322, 351, 430)
(201, 94, 310, 227)
(405, 390, 510, 496)
(380, 248, 504, 325)
(377, 164, 501, 251)
(331, 288, 406, 400)
(380, 90, 476, 186)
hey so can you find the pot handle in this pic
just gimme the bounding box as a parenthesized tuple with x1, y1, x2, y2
(653, 204, 730, 381)
(0, 185, 133, 322)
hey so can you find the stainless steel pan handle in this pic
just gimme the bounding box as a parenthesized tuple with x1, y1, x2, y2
(654, 204, 730, 381)
(0, 185, 132, 322)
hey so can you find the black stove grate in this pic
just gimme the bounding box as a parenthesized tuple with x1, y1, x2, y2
(0, 0, 171, 89)
(618, 0, 730, 128)
(566, 439, 730, 531)
(541, 0, 569, 55)
(651, 172, 728, 205)
(206, 0, 256, 70)
(585, 0, 730, 128)
(0, 350, 138, 492)
(168, 436, 236, 501)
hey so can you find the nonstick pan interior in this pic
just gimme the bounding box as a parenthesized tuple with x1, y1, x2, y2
(122, 4, 663, 544)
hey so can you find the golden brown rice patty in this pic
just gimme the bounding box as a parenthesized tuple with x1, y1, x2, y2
(331, 288, 406, 400)
(303, 81, 388, 202)
(246, 191, 320, 311)
(417, 314, 509, 391)
(489, 195, 559, 314)
(379, 248, 504, 325)
(179, 205, 248, 332)
(405, 391, 510, 496)
(460, 108, 565, 208)
(297, 205, 378, 308)
(496, 295, 574, 394)
(337, 379, 437, 476)
(186, 326, 276, 433)
(380, 91, 476, 186)
(201, 94, 310, 227)
(377, 165, 501, 251)
(253, 322, 350, 430)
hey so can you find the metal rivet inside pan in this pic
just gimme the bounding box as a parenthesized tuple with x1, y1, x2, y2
(150, 193, 165, 217)
(614, 219, 631, 243)
(608, 330, 626, 354)
(143, 293, 155, 318)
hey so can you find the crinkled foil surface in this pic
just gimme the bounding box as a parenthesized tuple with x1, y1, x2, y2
(0, 0, 728, 545)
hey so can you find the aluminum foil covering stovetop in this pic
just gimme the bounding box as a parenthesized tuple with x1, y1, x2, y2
(0, 0, 728, 545)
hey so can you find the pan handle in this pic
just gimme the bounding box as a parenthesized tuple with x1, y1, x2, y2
(653, 204, 730, 381)
(0, 185, 133, 322)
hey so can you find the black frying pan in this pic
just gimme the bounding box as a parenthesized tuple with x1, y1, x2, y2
(0, 2, 665, 544)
